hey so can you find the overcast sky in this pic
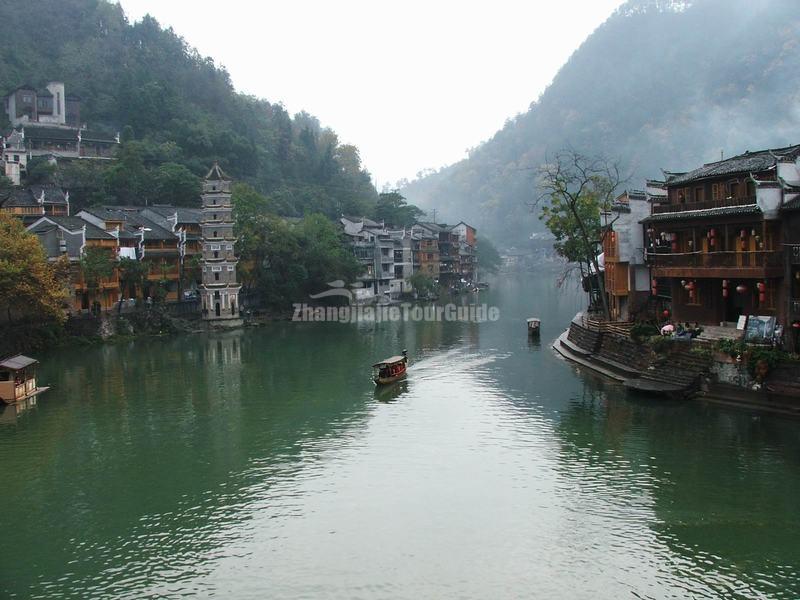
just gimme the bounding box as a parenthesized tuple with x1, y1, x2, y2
(117, 0, 625, 188)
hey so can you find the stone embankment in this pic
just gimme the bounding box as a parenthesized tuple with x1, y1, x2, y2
(554, 313, 800, 416)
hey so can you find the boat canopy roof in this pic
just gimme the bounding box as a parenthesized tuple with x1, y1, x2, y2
(0, 354, 38, 370)
(372, 356, 406, 367)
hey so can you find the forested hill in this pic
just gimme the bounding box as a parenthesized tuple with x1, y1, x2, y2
(400, 0, 800, 246)
(0, 0, 377, 216)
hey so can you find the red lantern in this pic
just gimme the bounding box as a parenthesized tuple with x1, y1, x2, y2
(736, 284, 747, 294)
(710, 228, 716, 237)
(740, 229, 746, 239)
(671, 241, 678, 252)
(722, 280, 728, 298)
(792, 321, 800, 329)
(663, 309, 670, 318)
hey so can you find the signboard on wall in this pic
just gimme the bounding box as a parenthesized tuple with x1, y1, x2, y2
(744, 315, 776, 343)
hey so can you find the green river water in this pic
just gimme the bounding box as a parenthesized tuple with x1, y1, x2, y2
(1, 275, 799, 599)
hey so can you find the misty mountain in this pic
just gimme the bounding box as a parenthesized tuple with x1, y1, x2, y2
(400, 0, 800, 246)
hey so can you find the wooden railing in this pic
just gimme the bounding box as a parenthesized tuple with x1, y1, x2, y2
(652, 195, 756, 214)
(646, 250, 782, 269)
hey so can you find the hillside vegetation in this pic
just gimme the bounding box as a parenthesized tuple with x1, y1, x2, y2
(401, 0, 800, 245)
(0, 0, 377, 216)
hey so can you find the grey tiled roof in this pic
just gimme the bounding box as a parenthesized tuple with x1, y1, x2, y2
(783, 196, 800, 210)
(665, 144, 800, 186)
(29, 216, 115, 240)
(640, 204, 762, 223)
(0, 185, 67, 207)
(81, 206, 177, 240)
(146, 206, 203, 224)
(23, 125, 79, 142)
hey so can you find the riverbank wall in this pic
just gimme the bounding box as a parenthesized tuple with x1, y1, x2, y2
(554, 313, 800, 416)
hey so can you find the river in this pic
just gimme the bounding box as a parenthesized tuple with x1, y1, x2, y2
(1, 274, 799, 599)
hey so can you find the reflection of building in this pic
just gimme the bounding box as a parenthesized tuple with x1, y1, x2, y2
(642, 145, 800, 328)
(199, 164, 241, 323)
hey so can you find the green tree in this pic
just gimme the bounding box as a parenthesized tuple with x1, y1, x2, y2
(372, 191, 425, 228)
(536, 150, 622, 320)
(118, 257, 147, 306)
(80, 247, 114, 308)
(0, 212, 66, 322)
(152, 163, 201, 207)
(105, 141, 149, 206)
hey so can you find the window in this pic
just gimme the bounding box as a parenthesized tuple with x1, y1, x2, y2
(227, 265, 234, 271)
(213, 231, 218, 238)
(214, 272, 219, 281)
(226, 244, 233, 250)
(728, 181, 739, 198)
(210, 244, 220, 250)
(712, 183, 722, 201)
(211, 266, 222, 272)
(13, 155, 19, 162)
(694, 187, 703, 202)
(214, 251, 219, 259)
(23, 95, 32, 104)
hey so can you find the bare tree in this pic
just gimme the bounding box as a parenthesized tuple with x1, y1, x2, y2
(533, 149, 625, 320)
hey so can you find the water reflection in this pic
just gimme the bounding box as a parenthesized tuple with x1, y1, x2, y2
(1, 275, 799, 599)
(554, 380, 800, 598)
(373, 379, 409, 403)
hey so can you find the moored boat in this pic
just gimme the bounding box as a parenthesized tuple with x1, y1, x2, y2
(372, 350, 408, 385)
(0, 355, 49, 404)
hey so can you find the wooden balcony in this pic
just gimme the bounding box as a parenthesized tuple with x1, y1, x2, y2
(647, 250, 783, 278)
(652, 195, 756, 214)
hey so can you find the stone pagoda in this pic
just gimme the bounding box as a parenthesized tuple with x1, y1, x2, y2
(199, 163, 242, 325)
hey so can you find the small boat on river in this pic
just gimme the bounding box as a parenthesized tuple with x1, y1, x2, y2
(0, 354, 49, 404)
(372, 350, 408, 385)
(527, 318, 541, 338)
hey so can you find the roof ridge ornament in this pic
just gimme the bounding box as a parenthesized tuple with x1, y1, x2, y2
(205, 161, 230, 181)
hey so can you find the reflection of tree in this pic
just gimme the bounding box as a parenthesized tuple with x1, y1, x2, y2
(554, 386, 800, 598)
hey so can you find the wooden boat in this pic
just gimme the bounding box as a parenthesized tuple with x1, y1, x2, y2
(0, 354, 49, 404)
(527, 318, 541, 337)
(372, 350, 408, 385)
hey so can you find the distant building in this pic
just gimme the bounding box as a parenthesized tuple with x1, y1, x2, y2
(78, 206, 182, 302)
(340, 216, 400, 302)
(3, 82, 118, 163)
(27, 215, 120, 312)
(600, 190, 650, 320)
(199, 163, 241, 322)
(2, 130, 27, 184)
(5, 82, 76, 127)
(0, 185, 69, 221)
(141, 205, 204, 298)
